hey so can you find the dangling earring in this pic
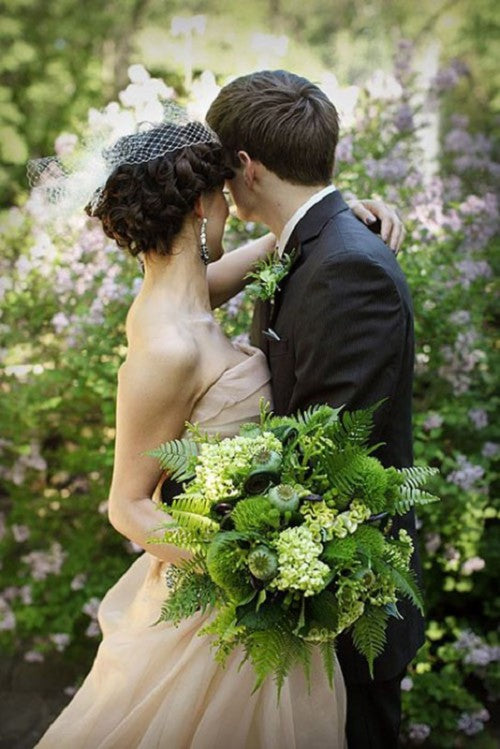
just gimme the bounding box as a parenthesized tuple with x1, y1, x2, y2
(199, 217, 209, 265)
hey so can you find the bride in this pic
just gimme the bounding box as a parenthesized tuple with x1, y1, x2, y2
(34, 120, 402, 748)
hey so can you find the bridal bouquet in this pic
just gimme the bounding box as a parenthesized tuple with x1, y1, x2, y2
(148, 402, 439, 700)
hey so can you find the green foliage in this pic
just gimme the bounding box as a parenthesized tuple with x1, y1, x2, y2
(205, 532, 253, 601)
(352, 606, 388, 678)
(374, 559, 424, 614)
(242, 626, 314, 702)
(353, 525, 385, 558)
(231, 496, 281, 533)
(147, 438, 198, 482)
(322, 536, 357, 564)
(159, 570, 218, 626)
(168, 497, 219, 535)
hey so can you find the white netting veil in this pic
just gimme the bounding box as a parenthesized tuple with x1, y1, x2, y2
(27, 102, 222, 217)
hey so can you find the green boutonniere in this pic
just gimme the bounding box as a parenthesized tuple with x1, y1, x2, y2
(245, 248, 297, 301)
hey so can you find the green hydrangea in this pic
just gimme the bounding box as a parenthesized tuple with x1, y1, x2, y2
(268, 526, 331, 597)
(368, 575, 397, 606)
(384, 529, 414, 568)
(336, 577, 366, 630)
(299, 499, 339, 542)
(330, 500, 371, 538)
(190, 433, 283, 504)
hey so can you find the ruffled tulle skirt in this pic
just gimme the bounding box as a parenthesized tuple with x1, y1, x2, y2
(36, 552, 346, 749)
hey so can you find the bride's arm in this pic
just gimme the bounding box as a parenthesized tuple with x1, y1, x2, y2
(207, 199, 405, 308)
(207, 233, 276, 309)
(107, 341, 201, 563)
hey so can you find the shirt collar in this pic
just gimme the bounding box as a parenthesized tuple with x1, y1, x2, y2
(277, 184, 337, 257)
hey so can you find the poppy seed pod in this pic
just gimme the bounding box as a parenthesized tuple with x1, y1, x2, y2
(268, 484, 300, 513)
(243, 449, 282, 494)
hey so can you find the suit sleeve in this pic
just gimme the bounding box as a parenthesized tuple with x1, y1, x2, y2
(289, 253, 406, 437)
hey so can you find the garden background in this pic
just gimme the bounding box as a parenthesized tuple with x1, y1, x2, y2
(0, 1, 498, 746)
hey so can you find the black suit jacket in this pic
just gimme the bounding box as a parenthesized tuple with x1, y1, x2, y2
(251, 190, 425, 684)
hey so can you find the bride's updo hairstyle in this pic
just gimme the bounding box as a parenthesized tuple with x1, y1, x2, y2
(87, 122, 233, 257)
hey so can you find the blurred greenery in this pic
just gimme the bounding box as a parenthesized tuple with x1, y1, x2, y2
(0, 0, 498, 204)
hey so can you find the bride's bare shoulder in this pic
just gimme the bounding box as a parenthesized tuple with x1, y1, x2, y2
(118, 327, 201, 399)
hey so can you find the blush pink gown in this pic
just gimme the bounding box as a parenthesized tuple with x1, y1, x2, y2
(36, 344, 347, 749)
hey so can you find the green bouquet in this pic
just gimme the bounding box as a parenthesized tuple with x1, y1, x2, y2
(148, 402, 439, 701)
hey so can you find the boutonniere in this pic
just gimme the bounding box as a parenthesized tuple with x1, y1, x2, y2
(245, 247, 297, 301)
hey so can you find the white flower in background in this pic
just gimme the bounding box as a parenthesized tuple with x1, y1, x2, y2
(127, 64, 151, 84)
(187, 71, 220, 121)
(321, 73, 359, 127)
(366, 70, 403, 100)
(54, 132, 78, 157)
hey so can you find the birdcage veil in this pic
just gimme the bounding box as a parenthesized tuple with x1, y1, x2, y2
(27, 102, 222, 217)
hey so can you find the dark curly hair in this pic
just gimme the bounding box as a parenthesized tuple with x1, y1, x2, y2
(86, 123, 233, 256)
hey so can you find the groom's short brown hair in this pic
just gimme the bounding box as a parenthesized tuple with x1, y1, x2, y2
(206, 70, 339, 186)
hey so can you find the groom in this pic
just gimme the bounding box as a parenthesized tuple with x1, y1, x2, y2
(205, 70, 424, 747)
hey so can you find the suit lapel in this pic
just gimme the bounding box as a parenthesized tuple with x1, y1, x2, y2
(252, 190, 351, 346)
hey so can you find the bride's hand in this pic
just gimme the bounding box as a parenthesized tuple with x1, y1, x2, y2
(347, 198, 405, 255)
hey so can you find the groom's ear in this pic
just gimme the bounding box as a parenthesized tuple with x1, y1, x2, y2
(237, 151, 256, 187)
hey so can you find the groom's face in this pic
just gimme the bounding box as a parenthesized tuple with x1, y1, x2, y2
(225, 169, 254, 222)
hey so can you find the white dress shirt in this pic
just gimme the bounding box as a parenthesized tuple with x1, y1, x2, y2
(277, 184, 337, 257)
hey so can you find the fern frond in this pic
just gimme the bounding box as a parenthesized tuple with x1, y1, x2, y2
(374, 559, 424, 613)
(243, 627, 313, 703)
(331, 402, 383, 448)
(170, 494, 213, 517)
(393, 486, 439, 514)
(169, 507, 220, 536)
(157, 572, 218, 626)
(306, 589, 340, 632)
(399, 465, 440, 489)
(319, 639, 337, 690)
(152, 526, 205, 554)
(352, 605, 388, 677)
(294, 404, 342, 435)
(147, 438, 198, 481)
(198, 603, 244, 665)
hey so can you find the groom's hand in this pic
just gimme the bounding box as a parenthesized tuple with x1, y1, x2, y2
(347, 198, 405, 255)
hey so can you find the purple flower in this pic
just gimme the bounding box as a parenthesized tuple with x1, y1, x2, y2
(423, 413, 443, 431)
(444, 128, 473, 154)
(468, 408, 488, 429)
(85, 621, 101, 638)
(449, 310, 471, 326)
(447, 455, 485, 491)
(454, 629, 482, 650)
(0, 598, 16, 631)
(49, 633, 71, 651)
(394, 39, 414, 85)
(408, 723, 431, 743)
(52, 312, 70, 334)
(365, 156, 409, 183)
(12, 524, 30, 543)
(336, 134, 354, 164)
(431, 66, 460, 92)
(461, 556, 485, 576)
(401, 676, 413, 691)
(21, 542, 67, 580)
(82, 597, 101, 619)
(482, 442, 499, 459)
(455, 259, 493, 288)
(424, 533, 441, 555)
(70, 573, 87, 591)
(394, 104, 414, 132)
(24, 650, 44, 663)
(457, 712, 485, 736)
(464, 647, 492, 666)
(444, 545, 460, 562)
